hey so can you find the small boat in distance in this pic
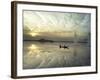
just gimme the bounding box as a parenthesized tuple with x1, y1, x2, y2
(59, 45, 69, 49)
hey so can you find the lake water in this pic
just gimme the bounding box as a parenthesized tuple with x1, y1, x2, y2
(23, 41, 90, 69)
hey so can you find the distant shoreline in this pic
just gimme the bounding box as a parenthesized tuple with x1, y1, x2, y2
(23, 39, 88, 43)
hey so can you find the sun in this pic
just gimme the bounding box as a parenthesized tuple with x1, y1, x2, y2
(29, 32, 39, 37)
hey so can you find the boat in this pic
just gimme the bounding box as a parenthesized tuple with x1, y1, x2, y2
(59, 45, 69, 49)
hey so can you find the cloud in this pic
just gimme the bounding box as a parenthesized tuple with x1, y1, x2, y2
(23, 10, 91, 41)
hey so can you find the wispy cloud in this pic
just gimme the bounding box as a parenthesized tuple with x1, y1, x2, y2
(23, 10, 91, 33)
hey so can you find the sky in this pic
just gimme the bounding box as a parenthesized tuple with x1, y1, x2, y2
(23, 10, 91, 41)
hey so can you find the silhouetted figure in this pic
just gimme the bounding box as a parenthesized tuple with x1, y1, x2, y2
(59, 45, 61, 48)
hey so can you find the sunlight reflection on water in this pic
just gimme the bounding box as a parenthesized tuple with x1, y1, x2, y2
(23, 41, 90, 69)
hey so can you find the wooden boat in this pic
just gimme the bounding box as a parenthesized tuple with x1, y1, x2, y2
(59, 45, 69, 49)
